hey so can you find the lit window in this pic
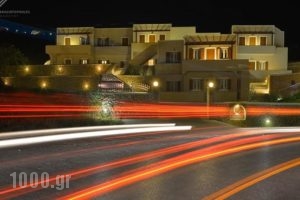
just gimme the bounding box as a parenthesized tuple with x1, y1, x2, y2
(220, 47, 229, 59)
(257, 61, 268, 70)
(79, 59, 89, 64)
(64, 37, 71, 45)
(98, 60, 110, 64)
(148, 59, 155, 66)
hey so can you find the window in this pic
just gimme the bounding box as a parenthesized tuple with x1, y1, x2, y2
(80, 36, 89, 45)
(257, 61, 268, 70)
(105, 38, 110, 46)
(166, 81, 181, 92)
(139, 35, 145, 43)
(249, 36, 256, 45)
(189, 79, 204, 91)
(166, 52, 181, 63)
(249, 61, 256, 70)
(218, 78, 231, 91)
(194, 49, 200, 60)
(239, 37, 245, 45)
(64, 37, 71, 45)
(260, 37, 267, 46)
(220, 47, 229, 59)
(64, 59, 72, 65)
(159, 34, 165, 41)
(122, 37, 129, 46)
(97, 38, 105, 46)
(79, 59, 89, 64)
(205, 48, 215, 60)
(149, 35, 156, 43)
(98, 60, 110, 64)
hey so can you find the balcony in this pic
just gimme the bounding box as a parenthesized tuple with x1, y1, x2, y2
(237, 45, 276, 54)
(46, 45, 93, 55)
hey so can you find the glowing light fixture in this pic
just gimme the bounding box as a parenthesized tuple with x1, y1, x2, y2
(41, 81, 47, 89)
(83, 82, 89, 90)
(152, 81, 159, 87)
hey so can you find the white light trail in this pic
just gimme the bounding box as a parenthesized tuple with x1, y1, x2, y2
(0, 123, 176, 139)
(0, 125, 192, 148)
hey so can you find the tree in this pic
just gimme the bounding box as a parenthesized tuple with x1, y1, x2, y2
(0, 44, 29, 67)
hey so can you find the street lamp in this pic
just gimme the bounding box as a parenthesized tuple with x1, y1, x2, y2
(206, 81, 215, 119)
(152, 80, 160, 102)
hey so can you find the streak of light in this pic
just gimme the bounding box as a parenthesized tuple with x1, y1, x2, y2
(59, 136, 300, 200)
(0, 123, 176, 139)
(0, 131, 298, 199)
(0, 125, 192, 148)
(203, 157, 300, 200)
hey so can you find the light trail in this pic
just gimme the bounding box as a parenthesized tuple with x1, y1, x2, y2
(2, 101, 300, 119)
(203, 157, 300, 200)
(1, 131, 297, 199)
(59, 136, 300, 200)
(0, 123, 176, 139)
(0, 125, 191, 148)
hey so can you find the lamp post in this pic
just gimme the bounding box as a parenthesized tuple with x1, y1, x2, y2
(152, 80, 160, 102)
(206, 81, 215, 119)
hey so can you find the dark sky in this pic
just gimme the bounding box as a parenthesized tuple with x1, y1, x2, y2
(1, 0, 299, 63)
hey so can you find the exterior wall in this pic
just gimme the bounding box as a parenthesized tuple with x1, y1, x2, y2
(237, 47, 288, 71)
(2, 76, 100, 92)
(275, 27, 285, 47)
(94, 28, 132, 46)
(157, 40, 184, 64)
(94, 46, 131, 64)
(170, 27, 196, 40)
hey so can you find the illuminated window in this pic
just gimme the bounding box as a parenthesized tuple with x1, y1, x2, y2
(257, 61, 268, 70)
(249, 36, 257, 45)
(205, 48, 216, 60)
(166, 81, 181, 92)
(159, 34, 165, 41)
(239, 37, 245, 45)
(64, 59, 72, 65)
(189, 79, 204, 91)
(64, 37, 71, 45)
(79, 59, 89, 64)
(194, 49, 200, 60)
(98, 60, 110, 64)
(249, 60, 256, 70)
(166, 52, 181, 63)
(122, 37, 129, 46)
(218, 78, 231, 91)
(139, 35, 145, 43)
(220, 47, 229, 59)
(260, 37, 267, 46)
(149, 34, 156, 43)
(148, 59, 155, 66)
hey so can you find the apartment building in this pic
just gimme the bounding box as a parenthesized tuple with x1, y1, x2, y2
(1, 23, 289, 102)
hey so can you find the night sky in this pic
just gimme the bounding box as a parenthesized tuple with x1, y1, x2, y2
(1, 0, 299, 63)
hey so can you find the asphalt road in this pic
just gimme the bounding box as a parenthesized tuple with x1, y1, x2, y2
(0, 120, 299, 200)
